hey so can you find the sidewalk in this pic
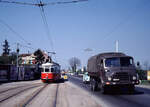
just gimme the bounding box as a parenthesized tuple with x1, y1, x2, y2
(137, 84, 150, 89)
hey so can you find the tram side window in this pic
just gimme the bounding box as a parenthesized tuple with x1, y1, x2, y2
(45, 68, 49, 72)
(41, 68, 44, 72)
(51, 68, 54, 72)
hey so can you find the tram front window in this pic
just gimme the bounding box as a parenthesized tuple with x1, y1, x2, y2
(51, 68, 54, 72)
(45, 69, 49, 72)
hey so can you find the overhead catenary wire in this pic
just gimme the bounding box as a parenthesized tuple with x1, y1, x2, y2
(102, 1, 149, 42)
(9, 42, 37, 53)
(0, 19, 30, 45)
(36, 0, 58, 62)
(0, 19, 38, 54)
(0, 0, 88, 62)
(36, 0, 54, 52)
(0, 0, 88, 6)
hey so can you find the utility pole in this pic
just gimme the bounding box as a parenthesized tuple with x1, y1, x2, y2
(48, 51, 56, 62)
(116, 40, 119, 52)
(16, 43, 19, 80)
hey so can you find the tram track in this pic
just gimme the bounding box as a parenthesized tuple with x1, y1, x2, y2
(53, 83, 59, 107)
(0, 83, 44, 103)
(23, 83, 60, 107)
(0, 80, 62, 107)
(23, 82, 61, 107)
(22, 83, 48, 107)
(0, 83, 43, 94)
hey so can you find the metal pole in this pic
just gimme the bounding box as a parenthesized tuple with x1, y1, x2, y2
(16, 43, 19, 80)
(116, 40, 119, 52)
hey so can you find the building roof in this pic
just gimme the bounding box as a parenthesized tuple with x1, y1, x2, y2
(19, 54, 32, 57)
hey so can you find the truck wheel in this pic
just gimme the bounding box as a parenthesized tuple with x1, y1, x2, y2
(90, 78, 97, 91)
(101, 86, 108, 94)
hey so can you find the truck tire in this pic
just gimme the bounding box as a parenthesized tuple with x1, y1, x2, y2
(101, 86, 109, 94)
(90, 78, 98, 91)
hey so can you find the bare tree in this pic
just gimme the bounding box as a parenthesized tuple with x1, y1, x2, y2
(69, 57, 81, 73)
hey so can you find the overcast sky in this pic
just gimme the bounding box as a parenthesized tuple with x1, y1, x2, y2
(0, 0, 150, 69)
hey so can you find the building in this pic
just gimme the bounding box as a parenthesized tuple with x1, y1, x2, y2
(19, 51, 51, 64)
(19, 54, 36, 64)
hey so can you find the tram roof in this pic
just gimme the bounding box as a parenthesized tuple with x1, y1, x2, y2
(42, 62, 60, 67)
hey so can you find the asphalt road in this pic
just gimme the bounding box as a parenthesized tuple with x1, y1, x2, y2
(69, 75, 150, 107)
(0, 77, 150, 107)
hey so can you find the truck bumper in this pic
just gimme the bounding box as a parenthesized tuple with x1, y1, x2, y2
(103, 80, 139, 86)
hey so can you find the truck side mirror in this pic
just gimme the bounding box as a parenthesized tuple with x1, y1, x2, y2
(137, 61, 140, 67)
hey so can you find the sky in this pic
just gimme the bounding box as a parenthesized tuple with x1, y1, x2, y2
(0, 0, 150, 69)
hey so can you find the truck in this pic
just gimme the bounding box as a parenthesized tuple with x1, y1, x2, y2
(87, 52, 139, 93)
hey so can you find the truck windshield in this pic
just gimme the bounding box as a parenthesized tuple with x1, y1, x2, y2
(105, 57, 133, 67)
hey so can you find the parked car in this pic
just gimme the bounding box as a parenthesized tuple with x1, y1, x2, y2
(61, 73, 68, 81)
(83, 72, 90, 84)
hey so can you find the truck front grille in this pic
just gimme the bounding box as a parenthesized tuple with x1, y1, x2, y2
(113, 72, 129, 81)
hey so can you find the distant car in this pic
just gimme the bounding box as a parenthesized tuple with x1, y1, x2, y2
(70, 73, 74, 76)
(61, 73, 68, 80)
(83, 72, 90, 84)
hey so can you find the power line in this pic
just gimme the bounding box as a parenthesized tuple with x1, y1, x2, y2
(0, 19, 31, 45)
(0, 0, 88, 51)
(19, 44, 37, 50)
(0, 0, 88, 6)
(36, 0, 54, 52)
(102, 1, 149, 42)
(0, 0, 36, 6)
(36, 0, 57, 62)
(0, 0, 88, 61)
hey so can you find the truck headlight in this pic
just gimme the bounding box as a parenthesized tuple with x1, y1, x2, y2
(105, 70, 110, 72)
(132, 76, 136, 80)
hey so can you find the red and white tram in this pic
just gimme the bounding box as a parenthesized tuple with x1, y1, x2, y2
(41, 62, 61, 83)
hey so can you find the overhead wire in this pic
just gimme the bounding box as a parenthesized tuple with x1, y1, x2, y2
(0, 19, 38, 53)
(0, 0, 35, 5)
(101, 1, 149, 42)
(36, 0, 57, 62)
(0, 0, 88, 62)
(0, 19, 30, 45)
(36, 0, 54, 51)
(34, 0, 88, 63)
(0, 0, 88, 6)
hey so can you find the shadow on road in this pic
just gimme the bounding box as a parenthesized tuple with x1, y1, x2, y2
(43, 78, 68, 84)
(0, 79, 41, 85)
(136, 87, 150, 95)
(104, 88, 144, 95)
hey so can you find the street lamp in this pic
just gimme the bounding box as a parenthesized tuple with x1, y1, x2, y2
(84, 48, 93, 52)
(48, 51, 56, 55)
